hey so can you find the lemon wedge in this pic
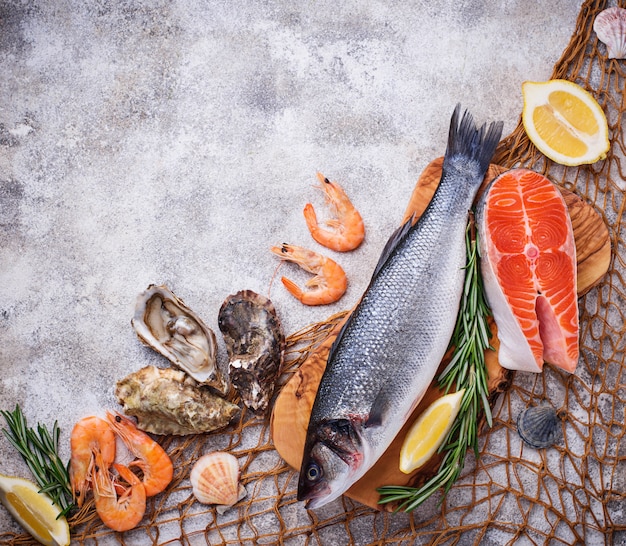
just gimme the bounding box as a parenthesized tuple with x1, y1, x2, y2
(522, 79, 610, 166)
(0, 473, 70, 546)
(399, 389, 465, 474)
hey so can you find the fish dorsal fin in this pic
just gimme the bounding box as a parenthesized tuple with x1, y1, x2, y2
(327, 311, 352, 365)
(371, 213, 416, 279)
(365, 386, 391, 428)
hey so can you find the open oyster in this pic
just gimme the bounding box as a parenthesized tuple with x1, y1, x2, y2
(218, 290, 285, 414)
(115, 365, 240, 435)
(132, 284, 227, 393)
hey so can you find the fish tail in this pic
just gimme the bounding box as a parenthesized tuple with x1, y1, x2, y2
(444, 104, 504, 175)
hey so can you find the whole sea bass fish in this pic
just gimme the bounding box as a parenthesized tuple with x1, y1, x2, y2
(297, 105, 503, 509)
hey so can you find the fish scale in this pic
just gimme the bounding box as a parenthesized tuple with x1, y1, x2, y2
(298, 105, 503, 509)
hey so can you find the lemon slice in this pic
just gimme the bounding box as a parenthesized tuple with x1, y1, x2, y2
(399, 389, 465, 474)
(522, 79, 609, 166)
(0, 473, 70, 546)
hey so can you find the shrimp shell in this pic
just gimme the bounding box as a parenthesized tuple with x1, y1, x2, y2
(69, 416, 116, 507)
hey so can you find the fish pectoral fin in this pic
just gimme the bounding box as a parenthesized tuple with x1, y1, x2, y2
(365, 388, 391, 428)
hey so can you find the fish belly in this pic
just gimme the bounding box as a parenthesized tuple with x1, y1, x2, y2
(477, 168, 579, 373)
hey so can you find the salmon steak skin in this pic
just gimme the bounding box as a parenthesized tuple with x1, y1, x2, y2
(476, 168, 579, 374)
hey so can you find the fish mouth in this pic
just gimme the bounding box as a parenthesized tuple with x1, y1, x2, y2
(304, 488, 333, 510)
(300, 481, 332, 509)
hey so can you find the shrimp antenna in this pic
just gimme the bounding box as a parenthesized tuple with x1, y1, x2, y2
(268, 260, 284, 299)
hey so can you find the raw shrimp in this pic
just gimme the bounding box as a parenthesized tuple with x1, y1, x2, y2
(93, 450, 146, 533)
(69, 415, 116, 507)
(106, 411, 173, 497)
(270, 243, 347, 305)
(303, 172, 365, 252)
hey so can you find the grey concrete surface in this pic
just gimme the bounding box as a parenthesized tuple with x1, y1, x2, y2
(0, 0, 584, 542)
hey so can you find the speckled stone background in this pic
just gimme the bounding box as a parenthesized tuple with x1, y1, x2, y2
(0, 0, 583, 541)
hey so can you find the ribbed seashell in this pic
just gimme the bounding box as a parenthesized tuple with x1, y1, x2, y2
(516, 405, 562, 449)
(190, 452, 247, 513)
(593, 7, 626, 59)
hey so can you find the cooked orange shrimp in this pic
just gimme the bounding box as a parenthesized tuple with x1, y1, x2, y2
(106, 411, 173, 497)
(69, 415, 116, 507)
(93, 451, 146, 533)
(303, 172, 365, 252)
(270, 243, 347, 305)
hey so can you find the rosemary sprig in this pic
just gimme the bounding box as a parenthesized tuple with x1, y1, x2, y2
(377, 214, 493, 512)
(1, 405, 75, 517)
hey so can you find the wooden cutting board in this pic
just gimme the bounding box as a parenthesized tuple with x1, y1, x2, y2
(270, 159, 611, 511)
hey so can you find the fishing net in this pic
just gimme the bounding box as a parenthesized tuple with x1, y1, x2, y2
(1, 0, 625, 544)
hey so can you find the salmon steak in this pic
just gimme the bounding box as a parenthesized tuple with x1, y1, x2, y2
(476, 168, 579, 373)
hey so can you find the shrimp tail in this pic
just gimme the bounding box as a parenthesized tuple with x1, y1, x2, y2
(303, 203, 319, 233)
(281, 276, 305, 301)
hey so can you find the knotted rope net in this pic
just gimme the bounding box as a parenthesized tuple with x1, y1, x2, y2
(1, 0, 624, 544)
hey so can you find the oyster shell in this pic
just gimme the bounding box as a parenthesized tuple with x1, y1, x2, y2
(132, 284, 227, 393)
(594, 7, 626, 59)
(190, 451, 247, 514)
(115, 365, 240, 435)
(517, 405, 562, 449)
(218, 290, 285, 414)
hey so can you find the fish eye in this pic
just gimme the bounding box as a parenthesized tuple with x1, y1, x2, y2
(306, 462, 323, 482)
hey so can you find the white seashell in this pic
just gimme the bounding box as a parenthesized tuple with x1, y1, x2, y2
(190, 452, 247, 513)
(593, 7, 626, 60)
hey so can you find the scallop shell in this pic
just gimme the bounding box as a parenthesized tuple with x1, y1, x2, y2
(517, 405, 562, 449)
(593, 7, 626, 59)
(132, 284, 227, 393)
(218, 290, 285, 414)
(190, 452, 247, 513)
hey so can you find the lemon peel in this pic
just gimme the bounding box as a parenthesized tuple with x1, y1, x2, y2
(0, 473, 70, 546)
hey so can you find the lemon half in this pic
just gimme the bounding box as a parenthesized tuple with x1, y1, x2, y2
(522, 79, 609, 166)
(0, 473, 70, 546)
(399, 389, 465, 474)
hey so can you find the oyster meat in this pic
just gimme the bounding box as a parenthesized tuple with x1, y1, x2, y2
(132, 284, 227, 393)
(115, 365, 240, 435)
(218, 290, 285, 414)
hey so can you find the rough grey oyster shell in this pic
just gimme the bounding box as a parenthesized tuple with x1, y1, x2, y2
(115, 365, 240, 435)
(131, 284, 227, 394)
(517, 405, 562, 449)
(218, 290, 285, 414)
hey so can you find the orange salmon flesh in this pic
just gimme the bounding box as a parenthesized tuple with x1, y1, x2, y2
(478, 168, 579, 373)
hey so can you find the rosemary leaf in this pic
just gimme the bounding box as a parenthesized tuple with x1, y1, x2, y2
(1, 405, 75, 515)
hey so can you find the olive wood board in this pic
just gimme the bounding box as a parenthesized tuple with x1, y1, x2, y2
(270, 158, 611, 511)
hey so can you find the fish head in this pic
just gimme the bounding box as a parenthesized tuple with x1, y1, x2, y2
(297, 418, 364, 509)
